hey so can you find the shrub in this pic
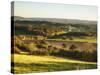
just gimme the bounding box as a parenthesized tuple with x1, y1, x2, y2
(26, 43, 38, 55)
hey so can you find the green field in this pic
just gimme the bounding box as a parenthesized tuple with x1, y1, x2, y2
(11, 54, 97, 74)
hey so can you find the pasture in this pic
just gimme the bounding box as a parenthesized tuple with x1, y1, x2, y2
(11, 54, 97, 74)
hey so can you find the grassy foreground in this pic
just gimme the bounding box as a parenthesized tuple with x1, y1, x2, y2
(11, 54, 97, 74)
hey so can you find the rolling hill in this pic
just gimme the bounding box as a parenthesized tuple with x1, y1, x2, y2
(12, 16, 97, 25)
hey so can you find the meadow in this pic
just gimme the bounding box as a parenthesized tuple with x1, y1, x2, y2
(11, 54, 97, 74)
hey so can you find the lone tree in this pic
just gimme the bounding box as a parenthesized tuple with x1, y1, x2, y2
(69, 44, 77, 51)
(62, 43, 67, 49)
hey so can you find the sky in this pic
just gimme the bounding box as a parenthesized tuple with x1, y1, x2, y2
(13, 1, 98, 21)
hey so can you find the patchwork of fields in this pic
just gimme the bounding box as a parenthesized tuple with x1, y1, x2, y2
(11, 16, 97, 74)
(11, 35, 97, 74)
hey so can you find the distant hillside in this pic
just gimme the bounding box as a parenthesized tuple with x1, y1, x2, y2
(12, 16, 97, 25)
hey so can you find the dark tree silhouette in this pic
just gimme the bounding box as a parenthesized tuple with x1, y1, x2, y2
(69, 44, 77, 51)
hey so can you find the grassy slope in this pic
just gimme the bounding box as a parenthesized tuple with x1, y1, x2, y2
(11, 54, 97, 74)
(47, 37, 97, 43)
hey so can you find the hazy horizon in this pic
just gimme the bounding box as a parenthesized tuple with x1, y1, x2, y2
(12, 1, 98, 21)
(13, 16, 98, 22)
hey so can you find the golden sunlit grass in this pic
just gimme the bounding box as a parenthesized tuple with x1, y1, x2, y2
(12, 54, 96, 64)
(11, 54, 97, 74)
(47, 36, 97, 43)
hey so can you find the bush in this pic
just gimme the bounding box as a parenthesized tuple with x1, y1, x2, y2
(26, 43, 38, 55)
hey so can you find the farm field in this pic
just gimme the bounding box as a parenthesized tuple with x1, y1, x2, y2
(11, 54, 97, 74)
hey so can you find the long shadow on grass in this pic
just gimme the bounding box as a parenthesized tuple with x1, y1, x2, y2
(11, 61, 97, 74)
(51, 50, 97, 62)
